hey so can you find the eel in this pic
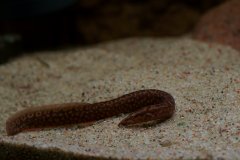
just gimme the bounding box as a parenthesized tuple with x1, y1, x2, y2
(6, 89, 175, 136)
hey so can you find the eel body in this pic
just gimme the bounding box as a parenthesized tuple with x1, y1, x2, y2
(6, 89, 175, 136)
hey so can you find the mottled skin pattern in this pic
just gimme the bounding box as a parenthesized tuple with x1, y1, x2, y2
(6, 89, 175, 136)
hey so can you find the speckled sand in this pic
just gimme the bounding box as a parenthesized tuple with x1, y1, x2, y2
(0, 37, 239, 159)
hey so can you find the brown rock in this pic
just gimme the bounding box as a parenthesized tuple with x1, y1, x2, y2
(193, 0, 240, 52)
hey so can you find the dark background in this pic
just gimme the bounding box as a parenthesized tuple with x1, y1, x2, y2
(0, 0, 225, 63)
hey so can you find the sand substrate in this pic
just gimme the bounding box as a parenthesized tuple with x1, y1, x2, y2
(0, 37, 239, 159)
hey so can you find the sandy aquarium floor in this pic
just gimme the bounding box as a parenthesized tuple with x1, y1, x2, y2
(0, 37, 239, 159)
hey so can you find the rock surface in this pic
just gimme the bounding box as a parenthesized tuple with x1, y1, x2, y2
(193, 0, 240, 52)
(0, 37, 240, 159)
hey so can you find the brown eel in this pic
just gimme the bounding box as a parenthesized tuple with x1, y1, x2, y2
(6, 89, 175, 136)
